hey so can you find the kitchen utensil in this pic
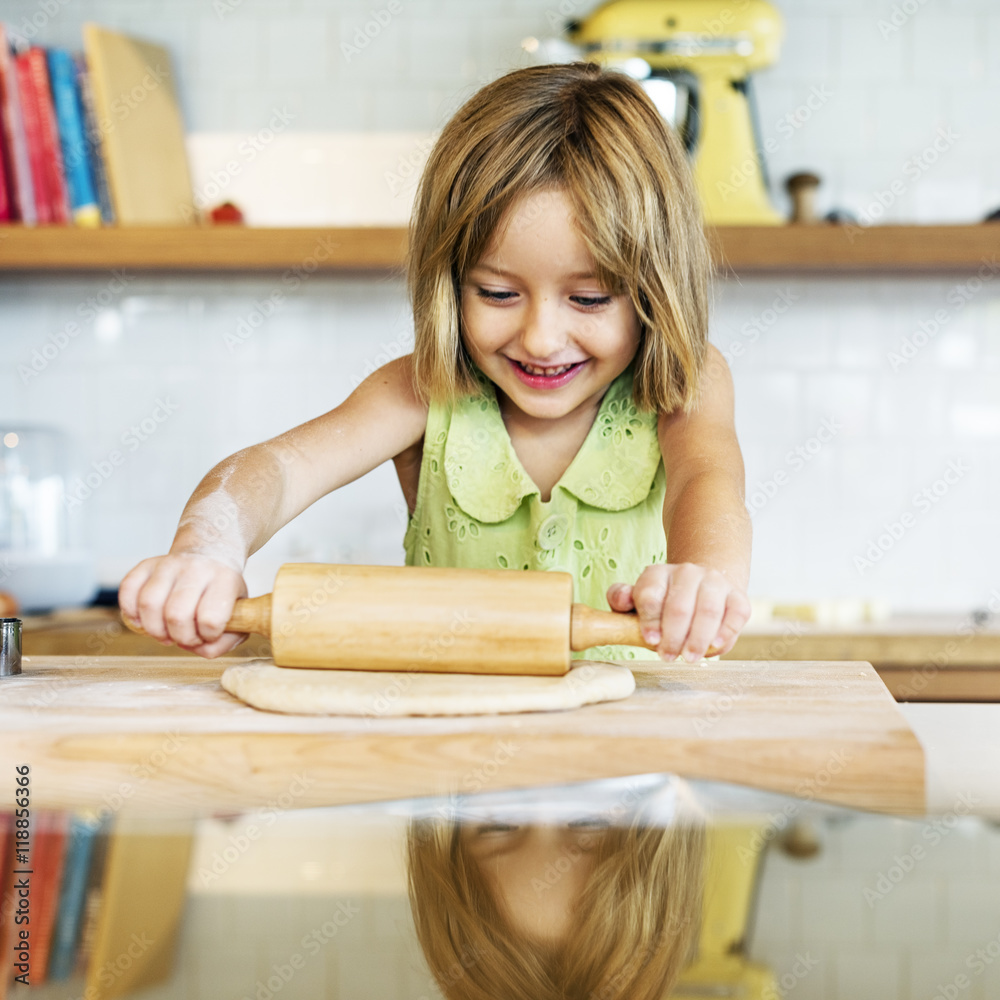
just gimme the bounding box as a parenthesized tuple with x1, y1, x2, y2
(0, 618, 21, 676)
(567, 0, 785, 225)
(122, 563, 720, 676)
(0, 426, 97, 611)
(786, 171, 822, 224)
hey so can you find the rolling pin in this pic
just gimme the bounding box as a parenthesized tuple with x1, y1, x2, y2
(123, 563, 717, 676)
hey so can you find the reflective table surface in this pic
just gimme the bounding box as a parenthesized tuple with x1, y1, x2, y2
(4, 774, 999, 1000)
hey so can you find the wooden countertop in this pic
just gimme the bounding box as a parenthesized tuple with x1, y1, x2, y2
(23, 609, 1000, 700)
(0, 655, 923, 817)
(729, 615, 1000, 701)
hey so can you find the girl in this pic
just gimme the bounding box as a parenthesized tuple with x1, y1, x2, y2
(119, 62, 751, 664)
(406, 776, 705, 1000)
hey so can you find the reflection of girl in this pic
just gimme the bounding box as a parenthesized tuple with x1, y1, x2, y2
(407, 782, 705, 999)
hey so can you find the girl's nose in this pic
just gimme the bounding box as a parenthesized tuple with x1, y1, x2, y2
(519, 298, 567, 361)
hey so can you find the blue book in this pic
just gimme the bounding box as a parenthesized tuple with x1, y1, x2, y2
(47, 814, 99, 981)
(46, 48, 101, 226)
(73, 52, 114, 224)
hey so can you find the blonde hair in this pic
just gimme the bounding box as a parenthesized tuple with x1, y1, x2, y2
(406, 815, 704, 1000)
(408, 62, 712, 413)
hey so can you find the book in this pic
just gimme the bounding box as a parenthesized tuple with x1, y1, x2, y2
(83, 819, 194, 999)
(81, 24, 195, 224)
(21, 47, 69, 223)
(13, 47, 68, 224)
(46, 48, 100, 227)
(73, 815, 112, 978)
(27, 811, 69, 983)
(0, 814, 16, 999)
(0, 112, 9, 220)
(74, 53, 114, 224)
(47, 814, 100, 981)
(0, 26, 36, 223)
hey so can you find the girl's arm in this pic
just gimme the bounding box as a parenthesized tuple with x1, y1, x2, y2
(608, 345, 752, 661)
(118, 355, 428, 657)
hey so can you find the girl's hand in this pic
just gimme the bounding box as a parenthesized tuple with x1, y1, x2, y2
(118, 553, 248, 658)
(607, 564, 751, 662)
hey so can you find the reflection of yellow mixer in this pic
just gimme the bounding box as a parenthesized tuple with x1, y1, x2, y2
(566, 0, 784, 225)
(673, 825, 780, 1000)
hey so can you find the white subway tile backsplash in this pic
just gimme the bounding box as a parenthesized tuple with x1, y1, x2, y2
(948, 90, 1000, 156)
(981, 960, 1000, 1000)
(744, 817, 1000, 1000)
(870, 878, 945, 945)
(751, 871, 798, 948)
(404, 17, 476, 85)
(911, 175, 989, 225)
(799, 373, 876, 438)
(873, 375, 950, 439)
(834, 950, 902, 1000)
(872, 85, 948, 155)
(911, 14, 985, 83)
(264, 17, 330, 86)
(950, 376, 1000, 437)
(988, 15, 1000, 82)
(830, 816, 910, 873)
(472, 16, 534, 80)
(770, 14, 836, 81)
(801, 875, 873, 944)
(193, 17, 261, 85)
(911, 951, 989, 1000)
(337, 11, 410, 87)
(836, 156, 924, 225)
(836, 15, 906, 83)
(733, 371, 803, 438)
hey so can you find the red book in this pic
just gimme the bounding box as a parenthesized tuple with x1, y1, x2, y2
(0, 25, 35, 222)
(0, 28, 15, 220)
(15, 48, 68, 224)
(0, 121, 10, 220)
(0, 814, 17, 999)
(27, 812, 69, 984)
(13, 51, 49, 222)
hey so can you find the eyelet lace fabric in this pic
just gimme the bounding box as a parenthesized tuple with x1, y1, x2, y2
(403, 365, 668, 661)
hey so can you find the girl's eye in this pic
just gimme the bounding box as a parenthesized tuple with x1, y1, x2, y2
(568, 816, 610, 830)
(475, 822, 519, 835)
(476, 288, 517, 302)
(571, 295, 612, 309)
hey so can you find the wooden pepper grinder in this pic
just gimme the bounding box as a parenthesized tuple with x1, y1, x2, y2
(785, 171, 822, 224)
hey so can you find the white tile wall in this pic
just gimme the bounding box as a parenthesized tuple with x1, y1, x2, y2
(750, 814, 1000, 1000)
(1, 0, 999, 613)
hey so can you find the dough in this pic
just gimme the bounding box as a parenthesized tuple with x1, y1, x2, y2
(220, 659, 635, 717)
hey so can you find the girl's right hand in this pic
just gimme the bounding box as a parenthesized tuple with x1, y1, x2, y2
(118, 553, 249, 658)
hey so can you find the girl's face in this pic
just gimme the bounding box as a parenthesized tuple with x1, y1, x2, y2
(461, 188, 641, 425)
(462, 820, 605, 945)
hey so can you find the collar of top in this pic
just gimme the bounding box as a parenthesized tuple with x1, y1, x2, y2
(443, 365, 663, 523)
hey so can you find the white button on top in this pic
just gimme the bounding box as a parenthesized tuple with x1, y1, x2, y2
(537, 513, 569, 550)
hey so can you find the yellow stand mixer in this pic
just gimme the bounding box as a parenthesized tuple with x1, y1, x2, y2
(565, 0, 785, 225)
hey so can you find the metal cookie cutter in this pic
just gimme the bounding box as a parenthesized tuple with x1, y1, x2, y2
(0, 618, 22, 677)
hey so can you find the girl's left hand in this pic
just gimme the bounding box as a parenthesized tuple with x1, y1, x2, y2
(607, 564, 751, 662)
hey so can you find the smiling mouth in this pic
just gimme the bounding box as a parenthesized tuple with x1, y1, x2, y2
(512, 360, 585, 377)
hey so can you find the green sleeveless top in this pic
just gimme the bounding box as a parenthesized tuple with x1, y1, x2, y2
(403, 366, 667, 661)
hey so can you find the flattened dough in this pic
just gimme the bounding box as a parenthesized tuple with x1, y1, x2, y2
(220, 659, 635, 717)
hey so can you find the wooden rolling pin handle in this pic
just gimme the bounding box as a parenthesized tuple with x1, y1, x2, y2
(120, 594, 273, 639)
(569, 604, 720, 658)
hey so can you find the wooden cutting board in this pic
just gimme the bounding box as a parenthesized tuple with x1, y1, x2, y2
(0, 656, 924, 816)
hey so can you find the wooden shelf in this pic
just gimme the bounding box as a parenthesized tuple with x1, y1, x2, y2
(712, 224, 1000, 274)
(0, 223, 997, 274)
(0, 225, 408, 272)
